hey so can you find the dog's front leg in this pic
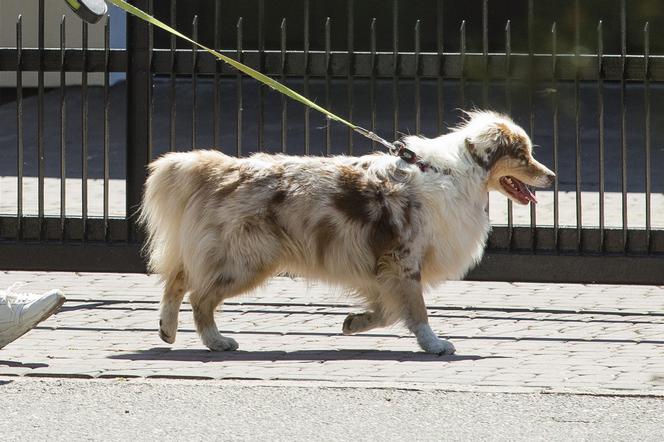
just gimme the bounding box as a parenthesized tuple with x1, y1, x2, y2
(411, 322, 456, 355)
(386, 278, 456, 355)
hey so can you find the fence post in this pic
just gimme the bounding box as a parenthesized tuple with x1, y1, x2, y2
(126, 0, 152, 243)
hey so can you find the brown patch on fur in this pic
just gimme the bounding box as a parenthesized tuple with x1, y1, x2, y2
(266, 196, 288, 236)
(301, 216, 312, 231)
(214, 180, 242, 199)
(369, 206, 400, 263)
(491, 143, 530, 171)
(214, 274, 235, 287)
(270, 189, 287, 206)
(212, 167, 244, 200)
(511, 145, 530, 163)
(408, 270, 421, 281)
(333, 166, 372, 224)
(402, 197, 419, 229)
(493, 124, 530, 165)
(467, 142, 489, 169)
(349, 158, 371, 170)
(239, 216, 264, 235)
(314, 218, 337, 265)
(496, 122, 523, 144)
(396, 244, 411, 257)
(255, 166, 288, 227)
(466, 121, 532, 170)
(268, 165, 286, 185)
(333, 167, 407, 266)
(487, 144, 514, 169)
(470, 137, 530, 171)
(420, 246, 438, 283)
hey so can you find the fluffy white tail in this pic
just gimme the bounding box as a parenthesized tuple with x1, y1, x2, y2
(138, 151, 218, 279)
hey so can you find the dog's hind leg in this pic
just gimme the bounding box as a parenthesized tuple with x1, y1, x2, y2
(159, 271, 187, 344)
(189, 264, 277, 352)
(189, 285, 239, 352)
(342, 289, 394, 335)
(375, 277, 456, 355)
(342, 311, 386, 335)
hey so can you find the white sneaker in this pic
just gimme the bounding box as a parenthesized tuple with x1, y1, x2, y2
(0, 288, 66, 349)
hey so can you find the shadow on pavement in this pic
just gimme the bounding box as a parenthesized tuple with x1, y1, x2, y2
(0, 360, 49, 369)
(109, 347, 508, 363)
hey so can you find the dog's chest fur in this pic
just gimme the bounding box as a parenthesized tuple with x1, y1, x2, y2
(414, 166, 490, 285)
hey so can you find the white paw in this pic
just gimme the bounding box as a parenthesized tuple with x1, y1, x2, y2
(422, 338, 456, 355)
(412, 323, 456, 355)
(204, 335, 239, 352)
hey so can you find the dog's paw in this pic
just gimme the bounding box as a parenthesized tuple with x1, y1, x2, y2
(342, 312, 379, 335)
(413, 324, 456, 355)
(204, 336, 239, 352)
(159, 319, 176, 344)
(342, 313, 364, 335)
(421, 338, 456, 356)
(159, 328, 176, 344)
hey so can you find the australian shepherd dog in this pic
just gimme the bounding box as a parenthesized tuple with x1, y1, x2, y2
(139, 111, 555, 354)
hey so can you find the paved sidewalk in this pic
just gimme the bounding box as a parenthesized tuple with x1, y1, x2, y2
(1, 271, 663, 394)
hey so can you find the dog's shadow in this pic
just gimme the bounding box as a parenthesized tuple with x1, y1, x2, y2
(109, 348, 507, 363)
(0, 360, 49, 369)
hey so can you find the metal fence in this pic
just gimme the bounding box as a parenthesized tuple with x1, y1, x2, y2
(0, 0, 662, 283)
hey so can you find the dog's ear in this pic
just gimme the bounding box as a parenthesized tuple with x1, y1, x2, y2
(467, 122, 526, 169)
(493, 122, 522, 147)
(469, 121, 519, 148)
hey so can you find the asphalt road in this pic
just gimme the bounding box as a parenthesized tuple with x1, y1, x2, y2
(1, 378, 663, 441)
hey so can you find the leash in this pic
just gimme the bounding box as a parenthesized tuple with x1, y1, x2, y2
(106, 0, 400, 153)
(69, 1, 435, 170)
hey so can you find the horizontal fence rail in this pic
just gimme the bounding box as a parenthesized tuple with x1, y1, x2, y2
(0, 0, 662, 284)
(2, 49, 664, 81)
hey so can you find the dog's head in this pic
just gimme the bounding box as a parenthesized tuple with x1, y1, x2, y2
(461, 111, 555, 205)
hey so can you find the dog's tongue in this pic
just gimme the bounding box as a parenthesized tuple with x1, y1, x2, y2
(515, 179, 537, 204)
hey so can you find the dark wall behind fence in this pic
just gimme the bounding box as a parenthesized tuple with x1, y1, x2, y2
(0, 0, 663, 280)
(154, 0, 664, 54)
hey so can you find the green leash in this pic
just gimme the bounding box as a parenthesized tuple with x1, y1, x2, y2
(106, 0, 398, 152)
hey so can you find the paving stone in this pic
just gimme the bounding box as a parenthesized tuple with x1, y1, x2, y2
(1, 271, 663, 394)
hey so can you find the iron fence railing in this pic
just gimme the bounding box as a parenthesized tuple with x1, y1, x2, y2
(0, 0, 662, 283)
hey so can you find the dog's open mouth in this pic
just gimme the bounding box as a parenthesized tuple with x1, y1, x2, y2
(500, 176, 537, 205)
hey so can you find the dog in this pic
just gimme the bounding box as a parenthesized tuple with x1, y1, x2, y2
(139, 110, 555, 355)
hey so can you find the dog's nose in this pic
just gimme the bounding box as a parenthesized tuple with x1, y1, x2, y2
(544, 171, 556, 187)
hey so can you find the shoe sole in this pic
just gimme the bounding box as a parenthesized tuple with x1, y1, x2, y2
(64, 0, 107, 24)
(0, 295, 66, 349)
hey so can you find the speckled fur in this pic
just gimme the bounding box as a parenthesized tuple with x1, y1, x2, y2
(139, 110, 554, 354)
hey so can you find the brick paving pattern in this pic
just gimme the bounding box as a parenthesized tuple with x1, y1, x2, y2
(1, 271, 663, 393)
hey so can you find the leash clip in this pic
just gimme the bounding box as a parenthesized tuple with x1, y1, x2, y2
(389, 140, 405, 156)
(396, 145, 418, 165)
